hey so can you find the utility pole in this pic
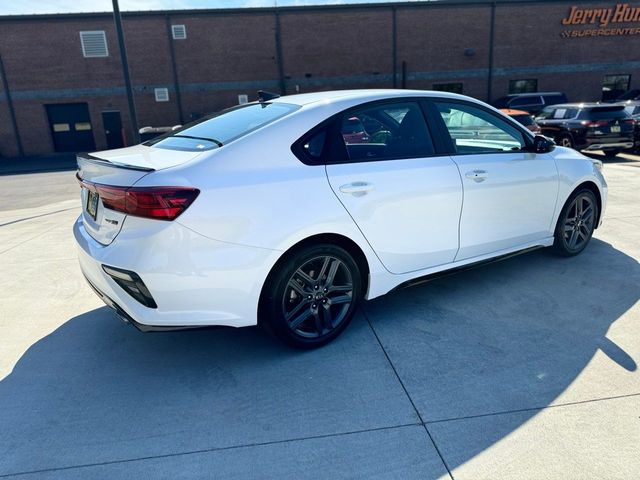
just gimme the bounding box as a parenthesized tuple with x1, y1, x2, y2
(112, 0, 140, 144)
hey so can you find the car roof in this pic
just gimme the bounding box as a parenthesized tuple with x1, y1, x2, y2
(268, 89, 470, 106)
(500, 108, 531, 116)
(546, 102, 625, 109)
(505, 92, 565, 98)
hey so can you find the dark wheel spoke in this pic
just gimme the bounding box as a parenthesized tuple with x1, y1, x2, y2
(328, 294, 352, 306)
(317, 256, 331, 281)
(294, 268, 315, 289)
(325, 259, 340, 287)
(568, 228, 579, 248)
(312, 309, 323, 335)
(285, 297, 311, 321)
(289, 308, 313, 330)
(287, 279, 308, 297)
(321, 304, 334, 332)
(328, 284, 352, 293)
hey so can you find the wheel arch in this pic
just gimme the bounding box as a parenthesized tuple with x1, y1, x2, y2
(257, 233, 371, 322)
(569, 180, 603, 229)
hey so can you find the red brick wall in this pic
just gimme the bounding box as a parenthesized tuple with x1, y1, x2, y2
(0, 2, 639, 156)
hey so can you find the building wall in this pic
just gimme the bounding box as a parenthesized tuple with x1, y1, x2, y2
(0, 1, 639, 157)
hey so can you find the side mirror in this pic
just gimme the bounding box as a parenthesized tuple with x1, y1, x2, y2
(532, 135, 555, 154)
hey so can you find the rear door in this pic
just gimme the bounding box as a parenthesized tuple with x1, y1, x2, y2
(324, 99, 463, 274)
(431, 99, 558, 261)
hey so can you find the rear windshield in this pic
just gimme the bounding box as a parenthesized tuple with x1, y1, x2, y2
(512, 114, 534, 126)
(148, 102, 299, 152)
(579, 106, 628, 120)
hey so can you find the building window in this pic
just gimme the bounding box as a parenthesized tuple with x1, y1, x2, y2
(602, 74, 631, 102)
(80, 31, 108, 58)
(432, 83, 463, 94)
(154, 88, 170, 102)
(509, 79, 538, 94)
(171, 25, 187, 40)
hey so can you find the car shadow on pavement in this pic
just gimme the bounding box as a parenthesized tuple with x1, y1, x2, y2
(0, 238, 638, 477)
(583, 151, 640, 165)
(363, 236, 640, 470)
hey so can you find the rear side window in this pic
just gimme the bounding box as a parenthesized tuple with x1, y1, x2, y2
(339, 102, 434, 162)
(148, 102, 299, 152)
(510, 96, 542, 107)
(435, 101, 526, 154)
(512, 114, 534, 126)
(580, 106, 629, 120)
(543, 94, 567, 104)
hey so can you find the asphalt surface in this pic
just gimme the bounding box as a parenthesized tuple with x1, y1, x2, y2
(0, 152, 639, 479)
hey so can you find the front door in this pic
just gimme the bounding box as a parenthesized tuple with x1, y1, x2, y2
(102, 111, 124, 149)
(325, 100, 463, 274)
(432, 99, 559, 261)
(45, 103, 96, 152)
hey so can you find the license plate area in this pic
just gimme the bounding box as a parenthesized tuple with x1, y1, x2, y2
(86, 189, 99, 221)
(611, 125, 621, 133)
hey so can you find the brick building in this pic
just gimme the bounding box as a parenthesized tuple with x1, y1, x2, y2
(0, 0, 639, 157)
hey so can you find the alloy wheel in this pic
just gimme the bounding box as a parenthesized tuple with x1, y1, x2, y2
(562, 193, 595, 251)
(282, 255, 354, 338)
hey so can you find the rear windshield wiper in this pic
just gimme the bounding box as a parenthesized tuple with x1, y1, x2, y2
(174, 135, 223, 148)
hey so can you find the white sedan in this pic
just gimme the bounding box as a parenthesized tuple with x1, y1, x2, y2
(74, 89, 607, 348)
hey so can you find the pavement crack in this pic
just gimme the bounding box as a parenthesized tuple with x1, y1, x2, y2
(0, 207, 78, 228)
(424, 391, 640, 425)
(0, 423, 421, 478)
(361, 306, 455, 480)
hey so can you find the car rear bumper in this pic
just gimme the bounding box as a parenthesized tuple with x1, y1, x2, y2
(73, 215, 280, 329)
(582, 141, 634, 151)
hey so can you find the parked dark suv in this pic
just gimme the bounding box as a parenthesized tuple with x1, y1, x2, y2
(623, 100, 640, 151)
(535, 103, 635, 156)
(493, 92, 568, 115)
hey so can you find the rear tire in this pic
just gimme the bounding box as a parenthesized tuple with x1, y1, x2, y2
(552, 189, 598, 257)
(602, 149, 621, 157)
(260, 244, 362, 349)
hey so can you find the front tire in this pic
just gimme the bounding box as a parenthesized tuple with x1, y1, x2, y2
(552, 189, 598, 257)
(558, 135, 574, 149)
(261, 244, 362, 349)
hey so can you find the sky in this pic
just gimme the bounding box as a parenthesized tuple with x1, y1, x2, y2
(0, 0, 424, 16)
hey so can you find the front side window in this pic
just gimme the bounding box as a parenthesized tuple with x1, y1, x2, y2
(148, 102, 299, 152)
(339, 102, 434, 161)
(435, 101, 527, 154)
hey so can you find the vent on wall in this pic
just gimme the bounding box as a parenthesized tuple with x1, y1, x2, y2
(80, 31, 108, 57)
(154, 88, 170, 102)
(171, 25, 187, 40)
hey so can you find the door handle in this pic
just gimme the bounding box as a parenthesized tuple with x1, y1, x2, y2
(339, 181, 374, 196)
(465, 170, 488, 182)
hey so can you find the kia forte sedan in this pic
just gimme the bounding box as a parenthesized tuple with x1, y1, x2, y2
(74, 89, 607, 348)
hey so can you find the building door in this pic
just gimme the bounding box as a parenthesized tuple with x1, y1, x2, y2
(45, 103, 96, 152)
(102, 111, 124, 149)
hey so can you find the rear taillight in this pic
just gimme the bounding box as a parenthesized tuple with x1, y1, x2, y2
(77, 173, 199, 221)
(580, 120, 609, 127)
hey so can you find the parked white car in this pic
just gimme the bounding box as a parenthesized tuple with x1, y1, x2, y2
(74, 89, 607, 348)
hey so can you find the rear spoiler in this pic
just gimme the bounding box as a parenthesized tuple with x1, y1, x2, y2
(77, 152, 155, 172)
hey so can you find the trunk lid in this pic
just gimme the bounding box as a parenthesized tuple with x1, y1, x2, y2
(77, 144, 203, 245)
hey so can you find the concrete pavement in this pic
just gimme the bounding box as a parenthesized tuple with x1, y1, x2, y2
(0, 153, 639, 479)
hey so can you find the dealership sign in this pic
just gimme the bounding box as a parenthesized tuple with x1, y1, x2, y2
(560, 3, 640, 37)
